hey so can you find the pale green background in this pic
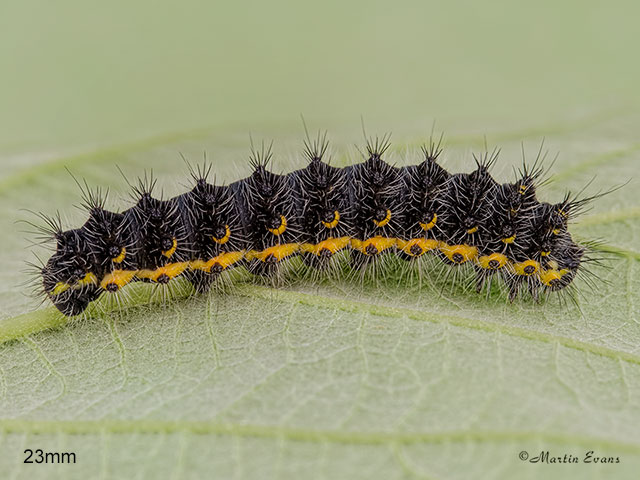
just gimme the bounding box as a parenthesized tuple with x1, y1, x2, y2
(1, 0, 639, 153)
(0, 1, 639, 479)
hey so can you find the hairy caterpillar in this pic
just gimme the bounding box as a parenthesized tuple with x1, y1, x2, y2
(34, 131, 602, 317)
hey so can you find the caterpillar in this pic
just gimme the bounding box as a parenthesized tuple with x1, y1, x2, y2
(35, 131, 601, 317)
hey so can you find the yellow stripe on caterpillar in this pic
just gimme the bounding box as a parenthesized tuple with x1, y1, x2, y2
(539, 267, 570, 286)
(246, 243, 299, 262)
(52, 282, 71, 295)
(191, 251, 245, 272)
(396, 238, 441, 256)
(51, 272, 98, 295)
(77, 272, 98, 286)
(300, 237, 351, 256)
(513, 260, 539, 276)
(439, 244, 478, 264)
(137, 262, 189, 282)
(351, 236, 397, 255)
(477, 253, 508, 270)
(100, 270, 137, 291)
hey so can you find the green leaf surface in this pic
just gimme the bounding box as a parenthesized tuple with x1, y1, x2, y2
(1, 1, 640, 479)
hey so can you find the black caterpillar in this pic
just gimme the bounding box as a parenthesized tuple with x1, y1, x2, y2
(37, 132, 597, 316)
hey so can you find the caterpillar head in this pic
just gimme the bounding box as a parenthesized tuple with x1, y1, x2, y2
(540, 233, 585, 291)
(41, 229, 100, 315)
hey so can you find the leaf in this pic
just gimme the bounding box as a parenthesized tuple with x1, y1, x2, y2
(1, 111, 639, 480)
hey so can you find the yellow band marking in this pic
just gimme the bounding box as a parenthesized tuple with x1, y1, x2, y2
(51, 272, 98, 295)
(100, 270, 137, 291)
(52, 282, 70, 295)
(477, 253, 508, 270)
(421, 239, 441, 251)
(351, 236, 397, 255)
(539, 268, 569, 286)
(113, 247, 126, 264)
(439, 244, 478, 264)
(321, 211, 340, 229)
(502, 235, 516, 244)
(513, 259, 540, 276)
(300, 237, 351, 256)
(49, 236, 576, 298)
(77, 272, 98, 286)
(162, 238, 177, 258)
(396, 238, 441, 256)
(466, 226, 478, 234)
(191, 251, 245, 272)
(396, 238, 423, 256)
(212, 225, 231, 244)
(137, 262, 189, 282)
(419, 213, 437, 231)
(268, 215, 287, 236)
(246, 243, 299, 262)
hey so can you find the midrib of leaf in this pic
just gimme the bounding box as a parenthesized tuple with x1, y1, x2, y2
(0, 285, 177, 343)
(3, 283, 640, 367)
(0, 419, 639, 453)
